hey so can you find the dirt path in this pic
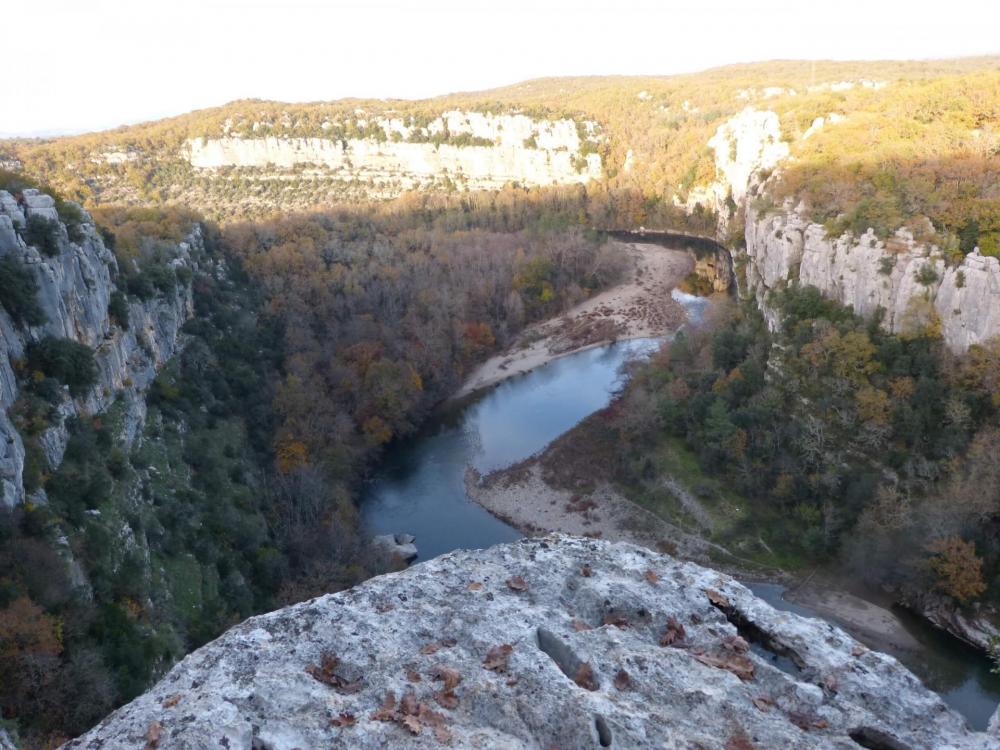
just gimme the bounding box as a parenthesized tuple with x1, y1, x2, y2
(455, 242, 694, 398)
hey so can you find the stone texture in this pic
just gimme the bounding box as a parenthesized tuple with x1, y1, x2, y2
(62, 536, 996, 749)
(743, 204, 1000, 353)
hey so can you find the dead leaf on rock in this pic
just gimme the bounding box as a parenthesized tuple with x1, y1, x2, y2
(705, 588, 731, 609)
(602, 612, 629, 629)
(720, 635, 749, 654)
(144, 721, 162, 750)
(161, 693, 182, 709)
(420, 642, 441, 655)
(851, 643, 868, 657)
(432, 665, 462, 691)
(644, 569, 659, 584)
(401, 714, 422, 735)
(305, 652, 361, 693)
(370, 691, 398, 722)
(570, 619, 591, 632)
(692, 651, 755, 681)
(483, 643, 514, 672)
(613, 669, 631, 690)
(659, 616, 686, 647)
(573, 662, 598, 691)
(725, 730, 757, 750)
(405, 668, 422, 683)
(330, 712, 357, 728)
(467, 582, 483, 591)
(580, 564, 593, 577)
(752, 697, 772, 712)
(506, 575, 529, 591)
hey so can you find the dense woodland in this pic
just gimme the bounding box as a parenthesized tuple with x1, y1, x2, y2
(602, 290, 1000, 606)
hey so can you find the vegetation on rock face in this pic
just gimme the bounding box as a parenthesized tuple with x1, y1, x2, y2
(25, 338, 97, 397)
(0, 256, 46, 326)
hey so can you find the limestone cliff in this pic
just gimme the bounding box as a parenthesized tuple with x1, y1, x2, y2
(185, 110, 601, 194)
(62, 536, 996, 749)
(0, 188, 200, 507)
(743, 200, 1000, 353)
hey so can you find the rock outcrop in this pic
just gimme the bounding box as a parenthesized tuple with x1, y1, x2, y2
(0, 188, 200, 506)
(63, 536, 995, 749)
(743, 202, 1000, 352)
(186, 110, 601, 194)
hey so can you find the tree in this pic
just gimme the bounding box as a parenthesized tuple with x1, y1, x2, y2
(926, 536, 986, 603)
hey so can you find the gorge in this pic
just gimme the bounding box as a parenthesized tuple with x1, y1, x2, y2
(1, 57, 999, 749)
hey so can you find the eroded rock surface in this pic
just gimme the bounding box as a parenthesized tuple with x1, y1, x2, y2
(63, 536, 996, 749)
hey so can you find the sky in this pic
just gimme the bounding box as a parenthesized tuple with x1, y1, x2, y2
(4, 0, 998, 137)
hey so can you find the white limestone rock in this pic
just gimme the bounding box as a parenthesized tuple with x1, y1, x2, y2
(21, 188, 59, 222)
(743, 204, 1000, 353)
(62, 536, 997, 749)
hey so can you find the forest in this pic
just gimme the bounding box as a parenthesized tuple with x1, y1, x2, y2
(598, 288, 1000, 607)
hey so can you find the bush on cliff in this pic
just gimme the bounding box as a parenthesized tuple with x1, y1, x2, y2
(0, 255, 46, 326)
(25, 337, 97, 397)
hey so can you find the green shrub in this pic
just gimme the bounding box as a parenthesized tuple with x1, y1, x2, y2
(0, 255, 46, 326)
(108, 291, 130, 330)
(24, 215, 60, 257)
(25, 337, 97, 397)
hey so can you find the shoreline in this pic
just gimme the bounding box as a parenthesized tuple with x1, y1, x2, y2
(454, 241, 696, 398)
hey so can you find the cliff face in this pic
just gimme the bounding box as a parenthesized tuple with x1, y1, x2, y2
(185, 110, 601, 194)
(62, 535, 995, 749)
(0, 189, 199, 507)
(743, 202, 1000, 352)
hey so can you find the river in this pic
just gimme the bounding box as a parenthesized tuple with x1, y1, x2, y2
(361, 324, 999, 732)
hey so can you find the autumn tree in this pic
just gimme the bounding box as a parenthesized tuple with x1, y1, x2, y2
(926, 536, 986, 603)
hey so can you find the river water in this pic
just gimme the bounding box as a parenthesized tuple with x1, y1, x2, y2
(361, 323, 999, 731)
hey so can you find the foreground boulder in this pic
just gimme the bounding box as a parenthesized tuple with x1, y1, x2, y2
(65, 536, 996, 749)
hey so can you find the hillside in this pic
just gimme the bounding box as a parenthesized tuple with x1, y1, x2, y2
(3, 58, 997, 229)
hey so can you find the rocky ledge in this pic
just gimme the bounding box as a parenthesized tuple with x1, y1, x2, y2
(64, 536, 997, 749)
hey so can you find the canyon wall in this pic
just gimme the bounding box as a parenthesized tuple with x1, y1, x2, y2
(0, 189, 201, 507)
(185, 110, 602, 193)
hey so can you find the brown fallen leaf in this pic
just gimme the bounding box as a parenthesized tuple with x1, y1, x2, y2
(822, 674, 838, 693)
(420, 642, 441, 655)
(752, 697, 773, 712)
(660, 616, 686, 647)
(644, 569, 659, 584)
(613, 669, 631, 690)
(467, 582, 483, 591)
(690, 613, 702, 625)
(851, 643, 868, 657)
(145, 721, 162, 750)
(705, 588, 731, 609)
(602, 612, 629, 629)
(580, 564, 593, 577)
(401, 714, 422, 735)
(434, 689, 459, 709)
(432, 665, 462, 691)
(720, 635, 749, 654)
(305, 651, 361, 693)
(692, 651, 755, 681)
(788, 711, 828, 731)
(573, 662, 598, 691)
(570, 619, 592, 632)
(330, 712, 357, 728)
(725, 730, 757, 750)
(161, 693, 182, 709)
(405, 669, 422, 683)
(483, 643, 514, 672)
(506, 575, 529, 591)
(370, 691, 398, 722)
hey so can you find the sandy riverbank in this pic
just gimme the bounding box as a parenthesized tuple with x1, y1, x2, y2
(455, 242, 695, 398)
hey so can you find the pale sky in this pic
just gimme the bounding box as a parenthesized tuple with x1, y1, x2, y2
(4, 0, 997, 137)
